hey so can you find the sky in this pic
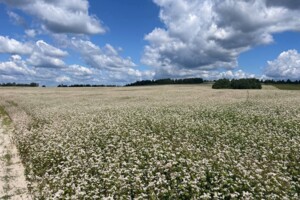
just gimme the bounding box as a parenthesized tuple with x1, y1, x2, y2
(0, 0, 300, 86)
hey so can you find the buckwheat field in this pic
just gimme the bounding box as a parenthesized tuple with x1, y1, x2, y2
(0, 85, 299, 199)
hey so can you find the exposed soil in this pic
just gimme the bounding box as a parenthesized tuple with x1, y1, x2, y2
(0, 118, 30, 199)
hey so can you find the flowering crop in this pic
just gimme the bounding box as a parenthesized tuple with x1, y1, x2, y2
(0, 86, 299, 199)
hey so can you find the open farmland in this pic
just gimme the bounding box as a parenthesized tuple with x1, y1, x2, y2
(271, 84, 300, 90)
(0, 85, 300, 199)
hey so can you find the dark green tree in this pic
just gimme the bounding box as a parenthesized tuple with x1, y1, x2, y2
(212, 79, 231, 89)
(212, 78, 262, 89)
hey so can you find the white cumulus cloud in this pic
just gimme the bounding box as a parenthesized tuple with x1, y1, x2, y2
(66, 37, 155, 84)
(1, 0, 105, 34)
(0, 36, 32, 55)
(0, 55, 35, 76)
(143, 0, 300, 78)
(56, 76, 71, 83)
(64, 65, 93, 77)
(71, 39, 136, 70)
(25, 29, 37, 38)
(219, 70, 255, 80)
(27, 40, 68, 68)
(265, 50, 300, 80)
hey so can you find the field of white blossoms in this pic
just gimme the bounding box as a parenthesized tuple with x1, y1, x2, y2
(0, 85, 299, 199)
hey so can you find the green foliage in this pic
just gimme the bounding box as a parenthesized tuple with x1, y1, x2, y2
(272, 84, 300, 90)
(0, 106, 12, 126)
(126, 78, 204, 86)
(0, 82, 39, 87)
(213, 78, 262, 89)
(0, 106, 7, 116)
(212, 79, 231, 89)
(263, 79, 300, 84)
(63, 84, 117, 87)
(231, 78, 262, 89)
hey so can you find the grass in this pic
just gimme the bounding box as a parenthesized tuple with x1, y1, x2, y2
(0, 105, 15, 199)
(271, 84, 300, 90)
(1, 174, 14, 182)
(0, 151, 14, 199)
(0, 106, 12, 126)
(2, 152, 12, 166)
(0, 193, 13, 200)
(6, 101, 18, 107)
(0, 106, 7, 116)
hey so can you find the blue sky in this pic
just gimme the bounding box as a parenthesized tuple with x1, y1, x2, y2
(0, 0, 300, 85)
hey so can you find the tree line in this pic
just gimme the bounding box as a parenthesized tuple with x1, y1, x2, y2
(57, 84, 118, 87)
(126, 78, 204, 86)
(262, 79, 300, 84)
(0, 82, 39, 87)
(212, 78, 262, 89)
(2, 78, 298, 88)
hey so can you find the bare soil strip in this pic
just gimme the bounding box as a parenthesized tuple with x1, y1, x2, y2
(0, 118, 30, 199)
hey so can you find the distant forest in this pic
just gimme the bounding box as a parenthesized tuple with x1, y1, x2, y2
(126, 78, 204, 86)
(0, 82, 39, 87)
(262, 79, 300, 84)
(1, 79, 300, 88)
(57, 84, 118, 87)
(213, 78, 262, 89)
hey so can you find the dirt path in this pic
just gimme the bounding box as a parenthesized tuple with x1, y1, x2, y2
(0, 118, 30, 199)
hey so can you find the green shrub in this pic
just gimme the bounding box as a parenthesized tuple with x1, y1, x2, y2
(212, 78, 262, 89)
(231, 78, 261, 89)
(212, 79, 231, 89)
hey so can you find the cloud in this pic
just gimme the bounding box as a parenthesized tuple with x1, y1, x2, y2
(0, 35, 150, 85)
(0, 44, 64, 83)
(27, 40, 68, 68)
(0, 55, 35, 76)
(0, 74, 17, 82)
(265, 0, 300, 10)
(1, 0, 105, 34)
(219, 70, 255, 80)
(0, 56, 95, 84)
(0, 37, 68, 69)
(265, 49, 300, 80)
(0, 37, 100, 84)
(0, 35, 150, 84)
(143, 0, 300, 78)
(56, 76, 71, 83)
(71, 39, 136, 70)
(65, 38, 155, 83)
(64, 64, 93, 77)
(35, 40, 68, 58)
(25, 29, 37, 38)
(0, 36, 32, 55)
(152, 64, 253, 80)
(7, 11, 27, 27)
